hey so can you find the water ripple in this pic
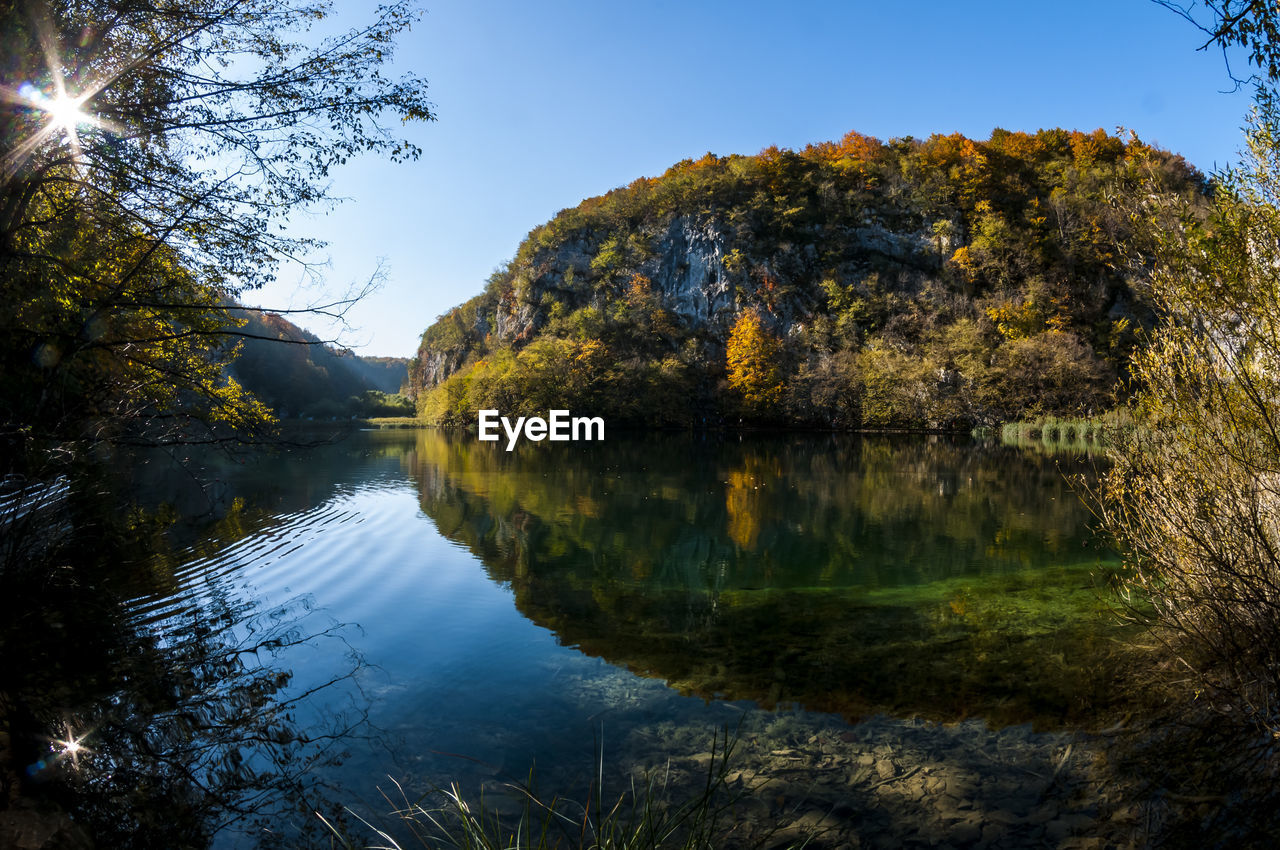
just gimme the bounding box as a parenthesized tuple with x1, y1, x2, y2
(126, 479, 420, 628)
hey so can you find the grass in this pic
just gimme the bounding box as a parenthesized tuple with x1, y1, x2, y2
(988, 411, 1132, 455)
(319, 727, 800, 850)
(360, 417, 426, 429)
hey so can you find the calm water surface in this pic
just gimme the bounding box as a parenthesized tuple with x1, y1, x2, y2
(107, 430, 1121, 846)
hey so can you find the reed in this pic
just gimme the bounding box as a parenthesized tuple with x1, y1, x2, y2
(320, 726, 796, 850)
(993, 411, 1132, 455)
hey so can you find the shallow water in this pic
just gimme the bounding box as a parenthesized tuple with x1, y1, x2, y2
(89, 430, 1126, 846)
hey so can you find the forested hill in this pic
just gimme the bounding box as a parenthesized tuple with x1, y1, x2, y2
(230, 311, 412, 419)
(410, 128, 1206, 429)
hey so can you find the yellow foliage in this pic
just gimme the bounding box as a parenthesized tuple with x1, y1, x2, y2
(625, 273, 655, 308)
(986, 300, 1045, 340)
(725, 468, 761, 550)
(724, 454, 779, 550)
(726, 310, 783, 410)
(570, 339, 609, 378)
(950, 246, 977, 281)
(988, 128, 1046, 161)
(1045, 296, 1071, 331)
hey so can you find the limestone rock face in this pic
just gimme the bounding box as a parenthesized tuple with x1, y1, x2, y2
(499, 218, 926, 346)
(411, 206, 943, 393)
(649, 217, 737, 332)
(412, 299, 490, 389)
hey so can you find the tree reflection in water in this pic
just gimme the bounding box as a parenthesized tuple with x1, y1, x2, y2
(0, 475, 375, 849)
(0, 431, 1133, 847)
(404, 431, 1131, 729)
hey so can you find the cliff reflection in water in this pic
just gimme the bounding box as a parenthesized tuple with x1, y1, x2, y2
(404, 430, 1131, 728)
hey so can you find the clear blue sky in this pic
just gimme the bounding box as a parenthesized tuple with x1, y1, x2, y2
(248, 0, 1253, 358)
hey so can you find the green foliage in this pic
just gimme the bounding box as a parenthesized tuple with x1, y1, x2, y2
(858, 345, 938, 428)
(995, 413, 1126, 454)
(350, 391, 415, 419)
(229, 311, 409, 419)
(980, 330, 1112, 420)
(1159, 0, 1280, 84)
(0, 0, 431, 469)
(412, 126, 1206, 429)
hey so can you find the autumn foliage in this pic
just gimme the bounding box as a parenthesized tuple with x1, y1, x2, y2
(412, 125, 1205, 429)
(726, 311, 783, 411)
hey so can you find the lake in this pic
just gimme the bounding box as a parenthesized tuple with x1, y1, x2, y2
(47, 430, 1133, 847)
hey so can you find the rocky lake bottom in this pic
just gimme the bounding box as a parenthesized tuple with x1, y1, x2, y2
(377, 660, 1151, 850)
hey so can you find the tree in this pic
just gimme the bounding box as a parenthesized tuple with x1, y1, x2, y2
(1091, 0, 1280, 740)
(0, 11, 431, 834)
(981, 330, 1110, 420)
(0, 0, 432, 467)
(726, 310, 783, 413)
(1095, 0, 1280, 752)
(1099, 77, 1280, 739)
(1157, 0, 1280, 84)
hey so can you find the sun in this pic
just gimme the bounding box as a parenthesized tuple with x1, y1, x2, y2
(26, 86, 100, 143)
(44, 92, 90, 135)
(5, 80, 112, 166)
(50, 723, 91, 770)
(6, 81, 102, 158)
(1, 13, 122, 177)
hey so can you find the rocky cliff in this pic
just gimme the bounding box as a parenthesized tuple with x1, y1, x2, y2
(409, 129, 1205, 428)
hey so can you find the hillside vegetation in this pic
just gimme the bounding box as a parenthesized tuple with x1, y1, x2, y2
(411, 129, 1205, 429)
(231, 311, 412, 419)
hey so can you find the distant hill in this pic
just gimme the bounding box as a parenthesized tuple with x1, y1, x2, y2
(230, 310, 411, 419)
(411, 128, 1206, 429)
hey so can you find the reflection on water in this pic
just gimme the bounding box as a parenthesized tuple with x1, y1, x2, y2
(0, 478, 372, 849)
(409, 431, 1101, 589)
(8, 429, 1131, 847)
(406, 431, 1127, 726)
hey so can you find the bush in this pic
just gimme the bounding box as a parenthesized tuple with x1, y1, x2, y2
(1098, 94, 1280, 739)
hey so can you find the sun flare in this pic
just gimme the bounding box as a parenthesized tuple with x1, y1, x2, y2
(52, 725, 90, 770)
(1, 15, 121, 177)
(3, 78, 112, 175)
(44, 92, 90, 134)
